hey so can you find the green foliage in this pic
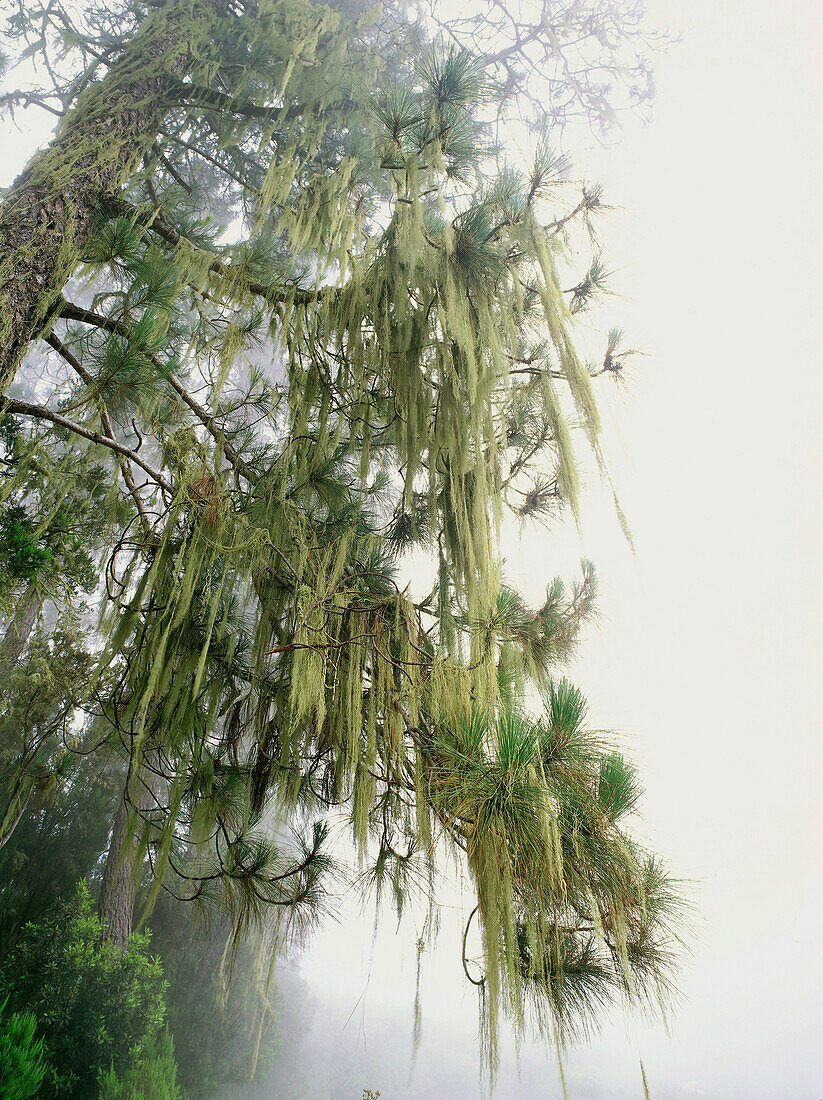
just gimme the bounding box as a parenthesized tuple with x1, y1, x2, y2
(0, 749, 117, 952)
(597, 752, 642, 823)
(0, 624, 94, 749)
(1, 882, 168, 1099)
(0, 505, 52, 582)
(0, 621, 100, 877)
(96, 1030, 181, 1100)
(429, 694, 684, 1070)
(0, 997, 49, 1100)
(0, 456, 106, 607)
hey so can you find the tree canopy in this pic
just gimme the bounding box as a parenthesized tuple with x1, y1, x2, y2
(0, 0, 683, 1090)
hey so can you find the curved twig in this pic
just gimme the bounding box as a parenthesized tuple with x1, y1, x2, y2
(462, 904, 485, 987)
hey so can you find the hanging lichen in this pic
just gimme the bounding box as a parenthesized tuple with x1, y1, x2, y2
(0, 0, 683, 1082)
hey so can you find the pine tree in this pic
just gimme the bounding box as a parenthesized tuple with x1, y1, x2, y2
(0, 0, 682, 1082)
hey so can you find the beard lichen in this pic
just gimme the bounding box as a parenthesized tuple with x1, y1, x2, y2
(1, 0, 684, 1082)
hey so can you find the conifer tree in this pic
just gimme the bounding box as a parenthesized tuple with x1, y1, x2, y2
(0, 0, 682, 1081)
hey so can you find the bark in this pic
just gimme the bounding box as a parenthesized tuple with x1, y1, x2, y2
(0, 769, 39, 853)
(0, 0, 218, 395)
(99, 761, 156, 949)
(0, 582, 42, 683)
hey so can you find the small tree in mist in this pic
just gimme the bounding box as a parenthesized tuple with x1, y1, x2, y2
(0, 0, 682, 1087)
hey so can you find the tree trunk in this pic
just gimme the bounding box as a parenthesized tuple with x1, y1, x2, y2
(0, 582, 42, 682)
(0, 0, 217, 394)
(0, 774, 35, 851)
(99, 761, 156, 949)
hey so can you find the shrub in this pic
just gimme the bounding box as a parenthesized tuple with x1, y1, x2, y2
(0, 997, 49, 1099)
(96, 1029, 182, 1100)
(1, 881, 167, 1098)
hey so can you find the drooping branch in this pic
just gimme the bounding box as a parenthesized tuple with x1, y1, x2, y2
(159, 129, 258, 193)
(166, 77, 355, 129)
(166, 80, 297, 124)
(462, 904, 485, 986)
(0, 90, 66, 119)
(107, 196, 324, 309)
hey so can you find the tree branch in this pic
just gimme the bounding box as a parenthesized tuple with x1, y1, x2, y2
(462, 904, 485, 986)
(45, 332, 155, 533)
(1, 395, 172, 492)
(159, 129, 257, 193)
(57, 298, 257, 481)
(107, 196, 323, 308)
(166, 79, 353, 128)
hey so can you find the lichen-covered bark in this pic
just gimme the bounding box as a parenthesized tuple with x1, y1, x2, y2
(0, 0, 218, 395)
(99, 794, 139, 949)
(99, 762, 156, 949)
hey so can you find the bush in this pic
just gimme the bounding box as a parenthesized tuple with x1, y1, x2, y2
(96, 1029, 181, 1100)
(0, 997, 49, 1099)
(1, 881, 168, 1098)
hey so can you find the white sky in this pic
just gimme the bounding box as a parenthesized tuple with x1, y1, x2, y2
(2, 0, 822, 1095)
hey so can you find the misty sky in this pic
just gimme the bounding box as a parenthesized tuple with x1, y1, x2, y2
(2, 0, 822, 1096)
